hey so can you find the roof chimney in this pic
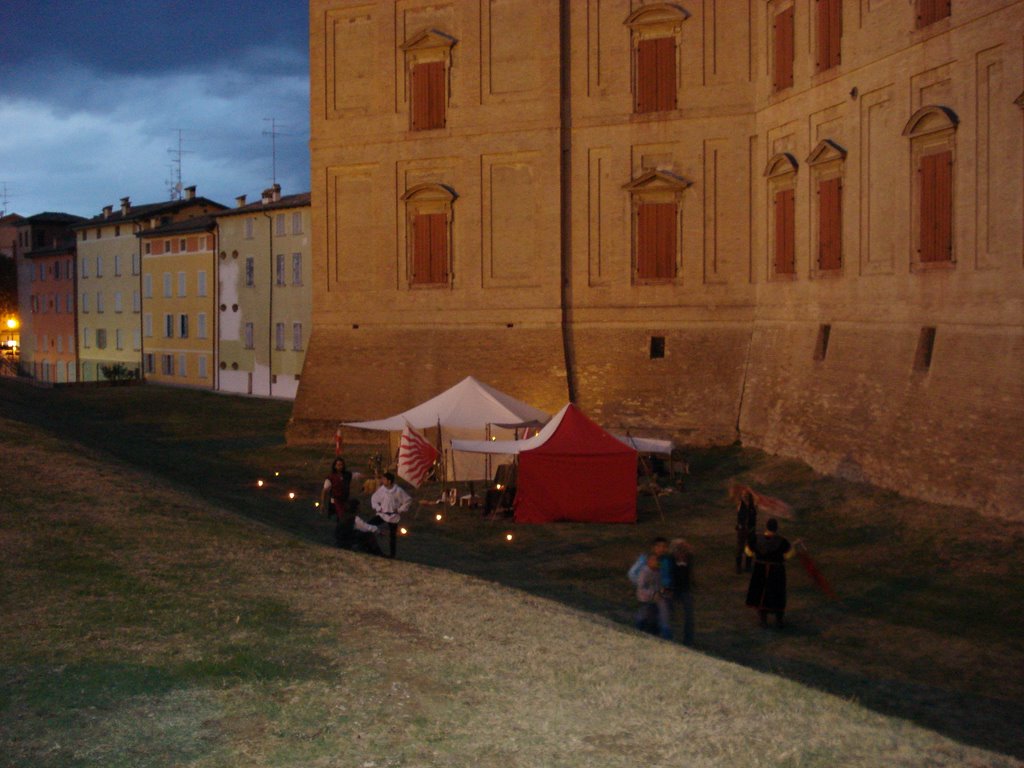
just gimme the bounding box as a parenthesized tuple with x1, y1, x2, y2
(235, 194, 247, 208)
(271, 183, 281, 202)
(102, 205, 113, 218)
(120, 197, 131, 215)
(184, 185, 196, 200)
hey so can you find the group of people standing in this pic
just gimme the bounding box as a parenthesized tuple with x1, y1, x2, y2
(321, 457, 411, 558)
(631, 490, 798, 645)
(629, 536, 695, 646)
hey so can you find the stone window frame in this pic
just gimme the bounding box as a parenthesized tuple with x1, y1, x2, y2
(902, 105, 958, 272)
(401, 28, 457, 133)
(764, 152, 799, 281)
(624, 4, 690, 115)
(806, 139, 847, 278)
(622, 169, 692, 285)
(400, 183, 457, 289)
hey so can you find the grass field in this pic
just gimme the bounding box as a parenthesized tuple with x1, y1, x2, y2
(1, 379, 1022, 766)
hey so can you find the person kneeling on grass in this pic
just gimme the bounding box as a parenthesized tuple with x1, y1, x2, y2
(333, 498, 383, 552)
(369, 472, 412, 558)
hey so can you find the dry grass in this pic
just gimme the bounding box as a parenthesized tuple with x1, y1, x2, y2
(1, 401, 1022, 766)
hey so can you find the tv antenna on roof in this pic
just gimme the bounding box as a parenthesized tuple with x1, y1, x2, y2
(166, 129, 193, 200)
(0, 182, 11, 217)
(262, 117, 302, 188)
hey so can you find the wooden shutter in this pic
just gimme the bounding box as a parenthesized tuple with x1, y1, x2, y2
(818, 177, 842, 270)
(412, 214, 432, 282)
(411, 61, 445, 131)
(653, 37, 676, 111)
(920, 151, 952, 262)
(774, 188, 795, 274)
(426, 60, 445, 129)
(428, 212, 448, 283)
(917, 0, 951, 28)
(773, 7, 794, 91)
(816, 0, 841, 71)
(637, 202, 676, 279)
(829, 0, 842, 68)
(636, 39, 657, 113)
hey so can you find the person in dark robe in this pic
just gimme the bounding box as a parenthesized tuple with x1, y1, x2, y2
(745, 518, 794, 627)
(735, 489, 758, 573)
(321, 458, 355, 548)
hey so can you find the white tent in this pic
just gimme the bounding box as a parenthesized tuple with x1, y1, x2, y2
(344, 376, 549, 480)
(452, 404, 674, 455)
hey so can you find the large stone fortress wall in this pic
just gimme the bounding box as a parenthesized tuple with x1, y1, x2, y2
(299, 0, 1024, 518)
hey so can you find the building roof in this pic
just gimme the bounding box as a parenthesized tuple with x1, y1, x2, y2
(0, 213, 25, 226)
(73, 197, 225, 229)
(136, 214, 219, 238)
(22, 212, 87, 225)
(215, 191, 311, 218)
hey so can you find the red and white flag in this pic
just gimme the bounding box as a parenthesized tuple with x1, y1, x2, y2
(398, 423, 439, 488)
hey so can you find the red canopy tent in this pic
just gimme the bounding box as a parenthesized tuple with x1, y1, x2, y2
(453, 403, 638, 524)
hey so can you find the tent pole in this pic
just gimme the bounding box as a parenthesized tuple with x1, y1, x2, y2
(627, 430, 665, 523)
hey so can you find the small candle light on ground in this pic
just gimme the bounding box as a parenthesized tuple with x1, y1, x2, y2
(314, 501, 320, 508)
(288, 492, 296, 500)
(435, 513, 443, 522)
(274, 471, 280, 477)
(505, 533, 514, 542)
(257, 480, 264, 487)
(400, 527, 408, 535)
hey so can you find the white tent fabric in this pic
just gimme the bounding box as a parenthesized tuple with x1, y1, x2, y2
(451, 404, 674, 455)
(344, 376, 549, 431)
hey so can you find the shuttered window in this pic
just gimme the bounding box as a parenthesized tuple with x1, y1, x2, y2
(636, 37, 676, 113)
(773, 7, 794, 91)
(815, 0, 841, 72)
(917, 0, 950, 28)
(636, 202, 676, 280)
(774, 188, 796, 275)
(817, 177, 842, 270)
(411, 61, 446, 131)
(920, 150, 952, 263)
(411, 213, 448, 284)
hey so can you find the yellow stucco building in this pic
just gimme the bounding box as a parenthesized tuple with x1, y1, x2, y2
(139, 215, 220, 389)
(215, 186, 312, 399)
(73, 188, 224, 381)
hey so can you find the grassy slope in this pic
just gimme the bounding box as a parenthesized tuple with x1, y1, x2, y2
(0, 417, 1017, 768)
(1, 380, 1022, 766)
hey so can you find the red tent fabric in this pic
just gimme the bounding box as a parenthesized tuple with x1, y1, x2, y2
(514, 404, 637, 524)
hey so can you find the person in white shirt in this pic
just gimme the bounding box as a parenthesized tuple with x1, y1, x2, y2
(369, 472, 412, 558)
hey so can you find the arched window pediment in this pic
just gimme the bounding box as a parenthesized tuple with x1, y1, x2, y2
(624, 3, 691, 30)
(806, 139, 847, 166)
(401, 183, 457, 204)
(622, 169, 692, 194)
(764, 152, 799, 178)
(902, 105, 959, 138)
(401, 28, 457, 53)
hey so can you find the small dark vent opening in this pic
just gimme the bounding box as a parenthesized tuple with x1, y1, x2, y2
(650, 336, 666, 359)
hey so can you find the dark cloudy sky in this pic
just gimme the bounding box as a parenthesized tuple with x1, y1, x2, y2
(0, 1, 310, 218)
